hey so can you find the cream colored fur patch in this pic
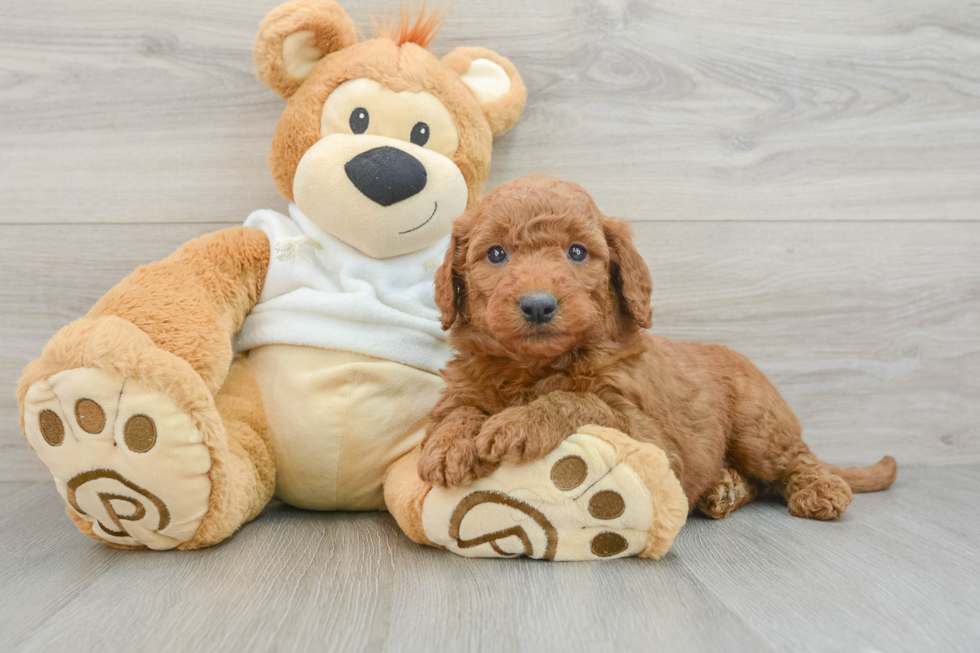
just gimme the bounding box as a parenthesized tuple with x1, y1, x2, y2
(282, 30, 322, 80)
(249, 344, 443, 510)
(292, 133, 467, 259)
(460, 58, 512, 105)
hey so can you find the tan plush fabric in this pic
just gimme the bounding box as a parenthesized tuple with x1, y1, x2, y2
(85, 226, 270, 395)
(441, 47, 527, 138)
(266, 39, 496, 208)
(195, 354, 277, 547)
(254, 3, 527, 210)
(320, 78, 460, 157)
(254, 0, 358, 99)
(383, 446, 437, 547)
(248, 345, 443, 510)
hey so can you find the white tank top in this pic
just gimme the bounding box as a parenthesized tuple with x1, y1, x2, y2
(234, 204, 452, 374)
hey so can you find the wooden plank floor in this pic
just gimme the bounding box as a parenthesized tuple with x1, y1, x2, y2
(1, 0, 978, 650)
(2, 466, 978, 652)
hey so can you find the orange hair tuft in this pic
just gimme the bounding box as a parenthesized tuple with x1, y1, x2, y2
(371, 1, 449, 49)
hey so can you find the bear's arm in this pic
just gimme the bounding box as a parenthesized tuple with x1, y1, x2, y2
(85, 226, 270, 393)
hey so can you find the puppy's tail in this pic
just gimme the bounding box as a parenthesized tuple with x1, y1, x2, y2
(822, 456, 898, 493)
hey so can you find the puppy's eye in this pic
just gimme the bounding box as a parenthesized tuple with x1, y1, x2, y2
(567, 244, 588, 262)
(487, 245, 508, 265)
(349, 108, 369, 134)
(410, 122, 430, 146)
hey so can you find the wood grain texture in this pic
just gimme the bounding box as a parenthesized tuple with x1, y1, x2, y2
(1, 467, 978, 653)
(1, 0, 978, 224)
(3, 221, 977, 481)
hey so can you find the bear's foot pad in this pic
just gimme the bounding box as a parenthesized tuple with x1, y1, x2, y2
(421, 428, 677, 561)
(24, 368, 211, 549)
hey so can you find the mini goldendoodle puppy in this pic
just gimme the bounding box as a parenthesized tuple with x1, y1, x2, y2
(418, 174, 896, 521)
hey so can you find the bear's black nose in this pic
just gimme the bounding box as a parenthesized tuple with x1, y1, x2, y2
(519, 292, 558, 325)
(345, 146, 427, 206)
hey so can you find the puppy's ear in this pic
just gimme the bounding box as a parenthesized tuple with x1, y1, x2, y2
(435, 212, 473, 330)
(442, 47, 526, 137)
(254, 0, 358, 99)
(604, 216, 653, 330)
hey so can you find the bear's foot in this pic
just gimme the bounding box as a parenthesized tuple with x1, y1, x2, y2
(421, 426, 688, 561)
(24, 368, 212, 549)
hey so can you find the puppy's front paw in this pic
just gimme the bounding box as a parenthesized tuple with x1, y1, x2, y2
(476, 408, 562, 465)
(418, 435, 495, 488)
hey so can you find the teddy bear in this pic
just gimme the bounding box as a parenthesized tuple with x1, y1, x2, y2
(17, 0, 691, 560)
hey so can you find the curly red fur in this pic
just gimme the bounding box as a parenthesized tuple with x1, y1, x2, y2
(419, 174, 898, 520)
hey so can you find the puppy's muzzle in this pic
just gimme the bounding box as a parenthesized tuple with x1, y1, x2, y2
(345, 146, 427, 206)
(519, 292, 558, 325)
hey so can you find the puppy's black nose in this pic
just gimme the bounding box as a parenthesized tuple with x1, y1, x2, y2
(519, 292, 558, 325)
(345, 146, 427, 206)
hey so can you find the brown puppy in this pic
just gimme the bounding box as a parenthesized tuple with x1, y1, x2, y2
(418, 174, 897, 520)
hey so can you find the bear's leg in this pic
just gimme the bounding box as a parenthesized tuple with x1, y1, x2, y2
(21, 318, 275, 550)
(385, 426, 690, 561)
(191, 353, 276, 547)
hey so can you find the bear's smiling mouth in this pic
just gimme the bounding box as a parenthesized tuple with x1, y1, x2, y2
(399, 202, 438, 235)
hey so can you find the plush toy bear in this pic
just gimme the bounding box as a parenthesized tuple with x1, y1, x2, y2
(17, 0, 690, 560)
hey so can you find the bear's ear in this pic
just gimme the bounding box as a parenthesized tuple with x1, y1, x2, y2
(254, 0, 358, 99)
(442, 47, 526, 137)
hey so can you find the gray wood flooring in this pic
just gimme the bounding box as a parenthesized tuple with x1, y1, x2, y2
(1, 0, 978, 650)
(2, 466, 978, 652)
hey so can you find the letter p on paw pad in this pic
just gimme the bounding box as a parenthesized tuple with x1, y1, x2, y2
(23, 368, 212, 550)
(421, 427, 689, 561)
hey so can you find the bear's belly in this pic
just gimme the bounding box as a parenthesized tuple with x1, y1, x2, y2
(248, 344, 444, 510)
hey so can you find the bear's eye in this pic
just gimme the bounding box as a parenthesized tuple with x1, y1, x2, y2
(349, 108, 369, 134)
(411, 122, 430, 147)
(567, 244, 588, 262)
(487, 245, 508, 265)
